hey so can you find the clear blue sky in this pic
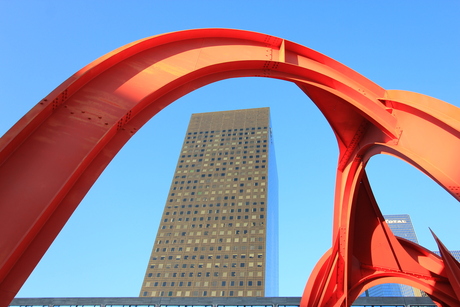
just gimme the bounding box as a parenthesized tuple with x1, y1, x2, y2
(1, 0, 459, 298)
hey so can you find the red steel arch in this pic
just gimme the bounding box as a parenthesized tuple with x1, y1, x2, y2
(0, 29, 459, 307)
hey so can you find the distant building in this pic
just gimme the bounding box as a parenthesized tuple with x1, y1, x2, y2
(361, 214, 418, 297)
(139, 108, 279, 297)
(384, 214, 418, 243)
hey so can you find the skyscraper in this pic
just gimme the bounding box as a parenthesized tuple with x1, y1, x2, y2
(140, 108, 278, 298)
(384, 214, 418, 244)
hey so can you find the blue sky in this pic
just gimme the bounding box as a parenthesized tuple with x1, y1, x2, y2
(1, 0, 459, 298)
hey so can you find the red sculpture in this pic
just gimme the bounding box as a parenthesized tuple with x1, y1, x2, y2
(0, 29, 459, 307)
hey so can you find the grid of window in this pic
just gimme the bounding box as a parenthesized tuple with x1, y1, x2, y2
(140, 108, 273, 298)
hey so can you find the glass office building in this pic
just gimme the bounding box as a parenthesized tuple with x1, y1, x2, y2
(384, 215, 418, 244)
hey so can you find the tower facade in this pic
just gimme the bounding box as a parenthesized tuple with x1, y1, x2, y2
(384, 214, 418, 244)
(140, 108, 278, 298)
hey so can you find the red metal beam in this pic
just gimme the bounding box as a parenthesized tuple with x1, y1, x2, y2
(0, 29, 459, 306)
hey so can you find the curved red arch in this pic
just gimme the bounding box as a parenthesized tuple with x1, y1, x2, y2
(0, 29, 459, 306)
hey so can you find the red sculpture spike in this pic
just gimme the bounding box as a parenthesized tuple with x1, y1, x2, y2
(431, 230, 460, 301)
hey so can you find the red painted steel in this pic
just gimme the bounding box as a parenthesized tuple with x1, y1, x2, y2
(0, 29, 459, 306)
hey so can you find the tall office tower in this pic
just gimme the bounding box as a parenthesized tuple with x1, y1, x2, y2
(384, 214, 418, 244)
(140, 108, 279, 298)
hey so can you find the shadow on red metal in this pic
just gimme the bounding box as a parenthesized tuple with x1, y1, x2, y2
(0, 29, 459, 307)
